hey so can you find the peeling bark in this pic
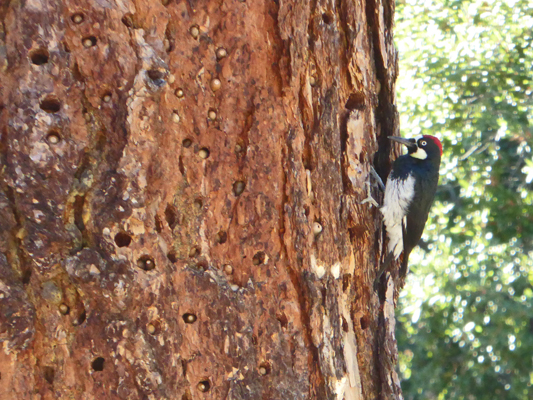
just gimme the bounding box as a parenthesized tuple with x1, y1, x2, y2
(0, 0, 401, 399)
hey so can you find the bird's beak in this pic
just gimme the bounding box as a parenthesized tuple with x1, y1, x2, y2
(389, 136, 417, 150)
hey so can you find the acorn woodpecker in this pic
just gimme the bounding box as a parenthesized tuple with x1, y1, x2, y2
(376, 135, 443, 282)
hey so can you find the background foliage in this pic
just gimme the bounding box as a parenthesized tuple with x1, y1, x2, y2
(395, 0, 533, 398)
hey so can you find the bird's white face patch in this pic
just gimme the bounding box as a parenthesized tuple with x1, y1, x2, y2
(380, 175, 416, 258)
(410, 135, 428, 159)
(410, 147, 427, 160)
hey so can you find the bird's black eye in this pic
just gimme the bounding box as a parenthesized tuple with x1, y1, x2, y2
(420, 140, 427, 146)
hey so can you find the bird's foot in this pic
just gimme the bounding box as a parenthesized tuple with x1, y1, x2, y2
(360, 181, 380, 208)
(359, 167, 385, 208)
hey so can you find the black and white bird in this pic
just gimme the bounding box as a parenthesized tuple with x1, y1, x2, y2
(377, 135, 443, 282)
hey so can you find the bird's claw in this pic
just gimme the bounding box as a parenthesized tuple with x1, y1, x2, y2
(360, 166, 384, 208)
(360, 181, 380, 208)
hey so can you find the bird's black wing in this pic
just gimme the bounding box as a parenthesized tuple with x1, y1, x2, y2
(400, 217, 409, 278)
(403, 166, 439, 269)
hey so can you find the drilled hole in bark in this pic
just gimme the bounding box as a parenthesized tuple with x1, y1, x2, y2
(252, 251, 266, 265)
(137, 255, 156, 271)
(276, 312, 288, 328)
(182, 138, 192, 148)
(342, 274, 351, 292)
(91, 357, 105, 371)
(193, 198, 203, 210)
(258, 362, 271, 376)
(197, 379, 210, 392)
(322, 12, 334, 24)
(345, 92, 365, 110)
(72, 62, 84, 81)
(302, 149, 315, 170)
(233, 180, 245, 196)
(72, 309, 86, 326)
(155, 214, 163, 233)
(114, 232, 132, 247)
(21, 268, 32, 285)
(82, 36, 97, 48)
(216, 230, 227, 244)
(164, 32, 174, 53)
(147, 68, 165, 84)
(46, 130, 61, 144)
(162, 0, 171, 5)
(197, 259, 208, 270)
(178, 155, 185, 175)
(43, 366, 55, 384)
(69, 196, 85, 232)
(167, 252, 177, 263)
(121, 13, 134, 28)
(360, 315, 370, 330)
(183, 313, 197, 324)
(165, 204, 177, 229)
(71, 13, 84, 24)
(342, 316, 349, 332)
(30, 48, 49, 65)
(320, 287, 327, 303)
(40, 96, 61, 113)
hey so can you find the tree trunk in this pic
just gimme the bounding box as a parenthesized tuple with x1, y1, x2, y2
(0, 0, 401, 398)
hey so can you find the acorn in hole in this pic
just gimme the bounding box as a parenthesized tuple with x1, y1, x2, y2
(137, 255, 156, 271)
(210, 78, 221, 92)
(183, 313, 197, 324)
(233, 181, 245, 196)
(71, 13, 84, 24)
(46, 130, 61, 144)
(82, 36, 97, 48)
(190, 25, 199, 39)
(197, 380, 210, 392)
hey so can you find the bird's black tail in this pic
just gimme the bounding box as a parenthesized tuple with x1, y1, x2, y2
(399, 253, 409, 279)
(374, 251, 395, 289)
(399, 218, 409, 279)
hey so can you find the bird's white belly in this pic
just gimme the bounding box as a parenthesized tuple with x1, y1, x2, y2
(380, 174, 415, 258)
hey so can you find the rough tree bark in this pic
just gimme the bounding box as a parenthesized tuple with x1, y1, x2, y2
(0, 0, 401, 398)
